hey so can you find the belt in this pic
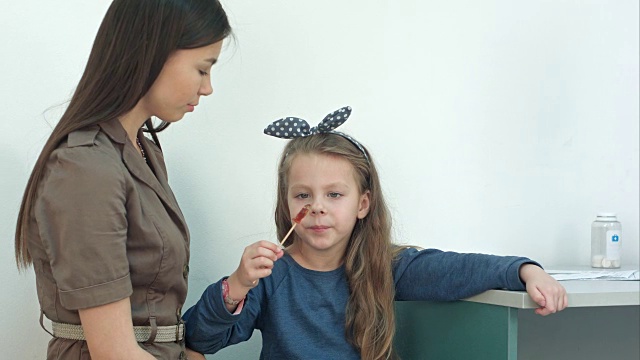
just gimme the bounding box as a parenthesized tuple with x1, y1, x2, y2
(50, 321, 184, 343)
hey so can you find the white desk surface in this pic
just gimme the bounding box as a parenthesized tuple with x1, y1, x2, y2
(464, 266, 640, 309)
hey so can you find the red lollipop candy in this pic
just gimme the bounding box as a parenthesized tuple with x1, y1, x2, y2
(293, 204, 311, 224)
(280, 204, 311, 246)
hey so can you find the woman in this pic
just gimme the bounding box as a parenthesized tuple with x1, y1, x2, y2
(15, 0, 231, 358)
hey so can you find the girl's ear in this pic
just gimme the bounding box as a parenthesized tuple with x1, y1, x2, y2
(357, 190, 371, 219)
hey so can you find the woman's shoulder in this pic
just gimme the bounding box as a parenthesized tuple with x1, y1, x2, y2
(44, 124, 126, 187)
(54, 122, 121, 160)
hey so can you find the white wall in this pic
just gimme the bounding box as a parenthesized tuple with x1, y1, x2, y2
(1, 0, 637, 358)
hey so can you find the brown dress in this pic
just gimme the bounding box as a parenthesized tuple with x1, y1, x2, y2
(28, 118, 190, 359)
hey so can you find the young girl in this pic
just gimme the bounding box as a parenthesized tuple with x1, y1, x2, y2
(183, 107, 567, 359)
(15, 1, 231, 358)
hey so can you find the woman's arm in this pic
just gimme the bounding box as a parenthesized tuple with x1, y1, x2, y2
(79, 297, 155, 360)
(185, 348, 206, 360)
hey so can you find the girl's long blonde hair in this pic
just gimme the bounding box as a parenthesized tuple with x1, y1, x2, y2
(275, 133, 398, 360)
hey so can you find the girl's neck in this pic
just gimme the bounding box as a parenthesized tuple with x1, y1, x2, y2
(287, 242, 345, 271)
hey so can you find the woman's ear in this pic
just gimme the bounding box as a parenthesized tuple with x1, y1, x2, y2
(357, 190, 371, 219)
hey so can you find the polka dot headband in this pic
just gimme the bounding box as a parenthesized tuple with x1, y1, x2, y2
(263, 106, 369, 163)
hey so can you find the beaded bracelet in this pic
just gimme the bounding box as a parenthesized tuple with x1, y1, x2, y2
(221, 278, 243, 306)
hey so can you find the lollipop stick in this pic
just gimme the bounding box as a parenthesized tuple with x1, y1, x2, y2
(279, 223, 297, 246)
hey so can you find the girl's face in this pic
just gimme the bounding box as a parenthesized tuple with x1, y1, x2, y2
(287, 153, 370, 257)
(140, 40, 223, 122)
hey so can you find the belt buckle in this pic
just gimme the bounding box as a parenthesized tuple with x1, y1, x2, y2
(176, 319, 185, 342)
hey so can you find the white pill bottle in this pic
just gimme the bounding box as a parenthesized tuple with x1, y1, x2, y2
(591, 213, 622, 268)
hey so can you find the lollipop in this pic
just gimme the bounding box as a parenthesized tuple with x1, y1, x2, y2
(280, 204, 311, 246)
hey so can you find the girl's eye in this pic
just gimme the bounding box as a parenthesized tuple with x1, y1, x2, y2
(328, 192, 342, 198)
(199, 70, 209, 76)
(295, 193, 310, 199)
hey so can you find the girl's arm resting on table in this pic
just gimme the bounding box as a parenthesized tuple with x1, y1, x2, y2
(393, 248, 540, 301)
(78, 297, 155, 360)
(519, 263, 568, 316)
(392, 248, 567, 316)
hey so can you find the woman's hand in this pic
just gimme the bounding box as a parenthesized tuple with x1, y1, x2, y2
(519, 264, 568, 316)
(185, 348, 206, 360)
(225, 241, 284, 309)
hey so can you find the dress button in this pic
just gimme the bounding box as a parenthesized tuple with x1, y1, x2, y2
(183, 264, 189, 279)
(178, 350, 186, 360)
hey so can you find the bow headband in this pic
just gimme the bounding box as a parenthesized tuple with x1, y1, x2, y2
(263, 106, 369, 163)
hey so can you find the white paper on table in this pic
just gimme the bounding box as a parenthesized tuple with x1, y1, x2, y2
(547, 269, 639, 281)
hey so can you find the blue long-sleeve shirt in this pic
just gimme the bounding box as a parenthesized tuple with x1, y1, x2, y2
(183, 248, 538, 359)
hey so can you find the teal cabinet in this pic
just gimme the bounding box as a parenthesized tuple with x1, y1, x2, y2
(394, 280, 640, 360)
(395, 301, 518, 360)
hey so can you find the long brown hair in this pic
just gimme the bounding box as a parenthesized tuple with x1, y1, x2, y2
(15, 0, 231, 269)
(276, 133, 398, 359)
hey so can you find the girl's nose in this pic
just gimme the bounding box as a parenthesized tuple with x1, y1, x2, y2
(310, 202, 326, 215)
